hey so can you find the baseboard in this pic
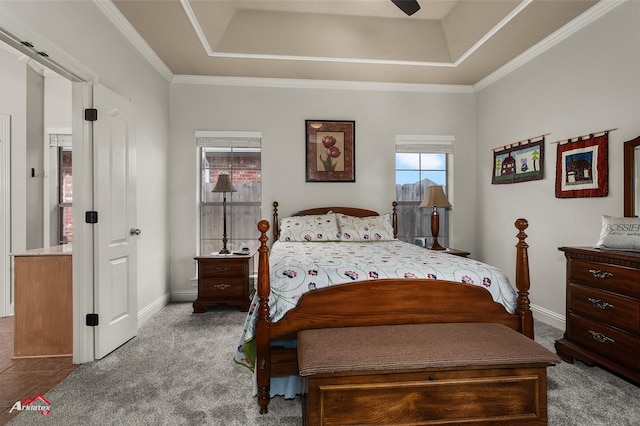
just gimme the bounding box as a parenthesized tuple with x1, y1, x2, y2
(531, 303, 566, 331)
(137, 293, 171, 327)
(170, 291, 197, 303)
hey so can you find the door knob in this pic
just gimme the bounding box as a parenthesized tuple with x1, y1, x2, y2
(130, 228, 141, 236)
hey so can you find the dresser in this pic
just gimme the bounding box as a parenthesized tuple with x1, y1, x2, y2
(556, 247, 639, 384)
(193, 252, 255, 313)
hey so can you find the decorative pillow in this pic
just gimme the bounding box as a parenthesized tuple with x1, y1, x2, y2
(336, 213, 396, 241)
(595, 215, 640, 251)
(279, 214, 340, 242)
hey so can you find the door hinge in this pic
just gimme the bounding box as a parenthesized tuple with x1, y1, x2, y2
(84, 108, 97, 121)
(86, 313, 99, 327)
(85, 211, 98, 224)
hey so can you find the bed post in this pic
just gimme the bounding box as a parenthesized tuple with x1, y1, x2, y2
(256, 220, 271, 414)
(392, 201, 398, 238)
(272, 201, 279, 242)
(515, 218, 534, 339)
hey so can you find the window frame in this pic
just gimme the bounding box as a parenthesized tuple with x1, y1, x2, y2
(395, 135, 454, 248)
(47, 133, 72, 246)
(196, 131, 262, 256)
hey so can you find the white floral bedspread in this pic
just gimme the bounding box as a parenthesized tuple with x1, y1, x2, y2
(234, 240, 517, 370)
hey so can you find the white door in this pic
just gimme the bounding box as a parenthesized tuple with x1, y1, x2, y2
(93, 84, 138, 358)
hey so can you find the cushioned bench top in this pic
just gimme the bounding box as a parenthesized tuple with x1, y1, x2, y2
(298, 323, 561, 377)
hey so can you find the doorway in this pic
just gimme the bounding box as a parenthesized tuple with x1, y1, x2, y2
(0, 25, 139, 363)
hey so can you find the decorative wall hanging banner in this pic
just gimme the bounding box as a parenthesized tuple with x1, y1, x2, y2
(491, 136, 545, 184)
(555, 132, 608, 198)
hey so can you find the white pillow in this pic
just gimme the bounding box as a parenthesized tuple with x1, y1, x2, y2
(336, 213, 396, 241)
(278, 214, 340, 242)
(595, 215, 640, 251)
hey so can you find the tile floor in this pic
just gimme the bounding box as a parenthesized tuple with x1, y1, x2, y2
(0, 316, 77, 425)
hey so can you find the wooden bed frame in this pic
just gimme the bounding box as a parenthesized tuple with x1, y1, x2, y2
(255, 201, 533, 414)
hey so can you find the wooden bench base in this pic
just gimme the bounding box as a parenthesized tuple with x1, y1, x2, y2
(298, 323, 560, 426)
(303, 366, 550, 426)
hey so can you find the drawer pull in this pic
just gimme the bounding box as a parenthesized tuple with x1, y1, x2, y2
(588, 330, 615, 344)
(217, 267, 231, 272)
(214, 283, 231, 290)
(588, 269, 613, 279)
(587, 298, 615, 310)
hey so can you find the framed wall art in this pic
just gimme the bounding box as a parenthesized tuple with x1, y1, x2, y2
(492, 136, 545, 184)
(555, 132, 609, 198)
(305, 120, 355, 182)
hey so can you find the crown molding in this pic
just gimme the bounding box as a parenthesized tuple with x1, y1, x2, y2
(94, 0, 173, 82)
(171, 75, 474, 93)
(474, 0, 624, 92)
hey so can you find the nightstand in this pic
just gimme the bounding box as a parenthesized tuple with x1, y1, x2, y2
(431, 248, 470, 258)
(193, 252, 255, 313)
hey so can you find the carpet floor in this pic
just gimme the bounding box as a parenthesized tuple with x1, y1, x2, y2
(7, 303, 640, 425)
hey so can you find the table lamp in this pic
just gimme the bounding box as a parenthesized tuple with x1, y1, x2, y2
(212, 174, 236, 254)
(419, 185, 451, 250)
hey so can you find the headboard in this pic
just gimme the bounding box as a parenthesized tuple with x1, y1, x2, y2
(271, 201, 398, 241)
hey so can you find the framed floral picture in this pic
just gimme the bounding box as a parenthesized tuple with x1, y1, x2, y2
(305, 120, 355, 182)
(555, 133, 608, 198)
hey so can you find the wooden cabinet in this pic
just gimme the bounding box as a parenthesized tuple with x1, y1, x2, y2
(193, 252, 255, 313)
(13, 245, 73, 357)
(556, 247, 640, 384)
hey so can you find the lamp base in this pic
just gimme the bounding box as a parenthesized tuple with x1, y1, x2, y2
(427, 239, 446, 250)
(218, 248, 230, 255)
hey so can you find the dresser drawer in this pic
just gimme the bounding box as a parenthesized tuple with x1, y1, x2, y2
(199, 261, 245, 278)
(569, 259, 640, 295)
(567, 314, 639, 370)
(199, 278, 245, 297)
(569, 283, 640, 332)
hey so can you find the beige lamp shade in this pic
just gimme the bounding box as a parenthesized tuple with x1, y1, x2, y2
(419, 185, 451, 209)
(212, 174, 237, 193)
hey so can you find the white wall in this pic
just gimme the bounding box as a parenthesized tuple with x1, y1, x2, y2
(0, 48, 27, 258)
(44, 73, 72, 247)
(44, 73, 72, 131)
(25, 65, 44, 249)
(475, 1, 640, 327)
(169, 83, 477, 299)
(0, 1, 172, 320)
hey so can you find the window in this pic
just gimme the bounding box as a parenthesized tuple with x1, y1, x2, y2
(197, 132, 261, 255)
(48, 134, 72, 245)
(395, 135, 453, 248)
(58, 147, 73, 244)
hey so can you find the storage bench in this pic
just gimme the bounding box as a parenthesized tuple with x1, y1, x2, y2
(298, 323, 560, 426)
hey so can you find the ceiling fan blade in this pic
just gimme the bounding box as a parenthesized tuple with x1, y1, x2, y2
(391, 0, 421, 16)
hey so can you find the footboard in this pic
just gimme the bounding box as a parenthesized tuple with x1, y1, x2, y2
(255, 214, 532, 414)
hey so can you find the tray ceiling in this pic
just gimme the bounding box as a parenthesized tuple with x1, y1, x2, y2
(111, 0, 602, 86)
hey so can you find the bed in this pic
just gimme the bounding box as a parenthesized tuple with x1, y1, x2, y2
(236, 201, 533, 415)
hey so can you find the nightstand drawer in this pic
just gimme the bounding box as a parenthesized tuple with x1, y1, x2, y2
(199, 278, 245, 297)
(569, 283, 640, 332)
(199, 261, 245, 278)
(567, 314, 639, 370)
(570, 259, 640, 295)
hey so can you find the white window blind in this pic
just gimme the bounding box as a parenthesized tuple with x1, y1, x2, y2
(395, 135, 454, 154)
(196, 131, 261, 149)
